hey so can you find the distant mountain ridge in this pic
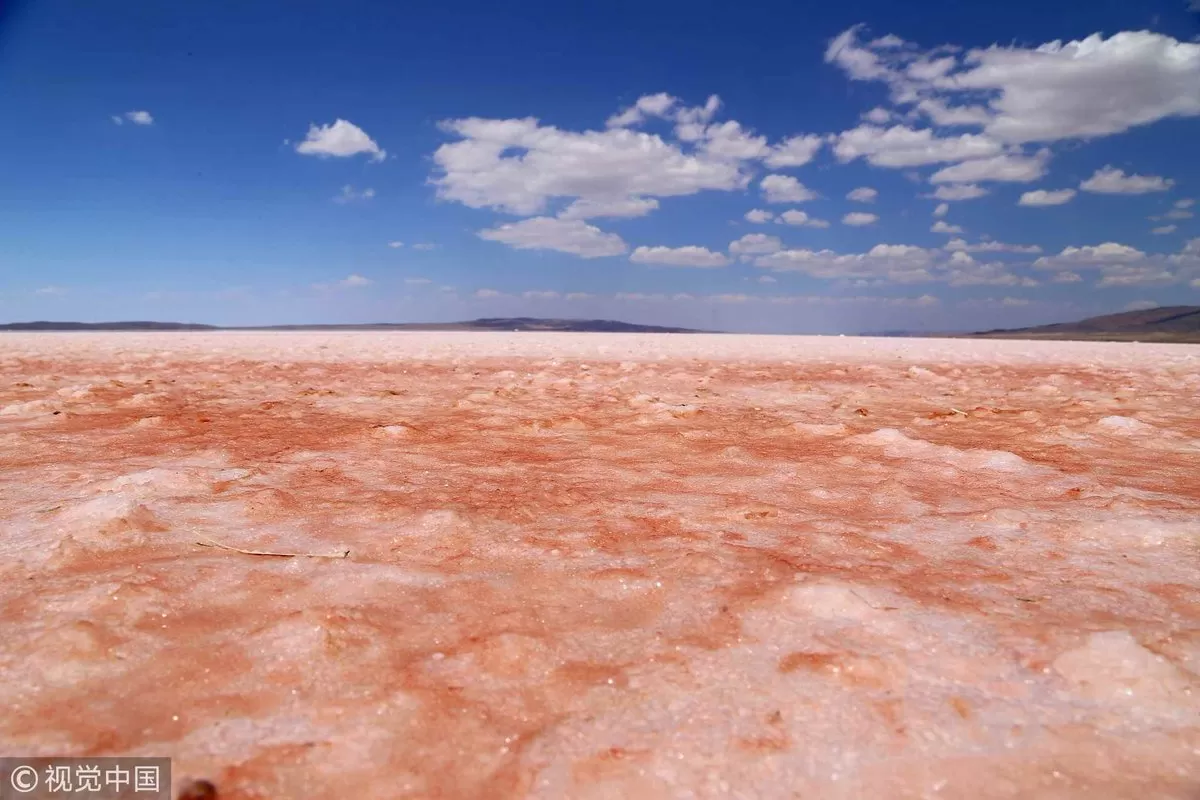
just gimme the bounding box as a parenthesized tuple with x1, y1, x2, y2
(0, 318, 707, 334)
(969, 306, 1200, 343)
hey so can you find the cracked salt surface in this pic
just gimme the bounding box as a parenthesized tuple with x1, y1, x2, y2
(0, 332, 1198, 798)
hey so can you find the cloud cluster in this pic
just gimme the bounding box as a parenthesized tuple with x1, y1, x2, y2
(477, 217, 628, 258)
(296, 119, 386, 161)
(112, 110, 154, 126)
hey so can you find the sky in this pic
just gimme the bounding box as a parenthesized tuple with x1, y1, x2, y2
(1, 0, 1199, 333)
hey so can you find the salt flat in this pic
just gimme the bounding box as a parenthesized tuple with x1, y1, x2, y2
(1, 332, 1198, 799)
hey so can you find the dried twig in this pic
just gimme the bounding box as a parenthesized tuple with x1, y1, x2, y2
(194, 536, 349, 559)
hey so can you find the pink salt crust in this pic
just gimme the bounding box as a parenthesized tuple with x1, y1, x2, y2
(1, 332, 1198, 798)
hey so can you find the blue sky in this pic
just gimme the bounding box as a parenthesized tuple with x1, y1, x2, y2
(1, 0, 1198, 333)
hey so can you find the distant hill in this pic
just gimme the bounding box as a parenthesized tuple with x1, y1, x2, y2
(0, 318, 708, 334)
(0, 321, 218, 331)
(970, 306, 1200, 343)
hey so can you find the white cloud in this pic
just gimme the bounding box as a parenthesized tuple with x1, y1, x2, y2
(333, 185, 375, 204)
(296, 119, 385, 161)
(387, 241, 404, 248)
(915, 98, 992, 127)
(763, 134, 824, 168)
(758, 275, 777, 283)
(945, 238, 1042, 254)
(478, 217, 627, 258)
(932, 202, 949, 217)
(778, 209, 830, 228)
(1125, 300, 1160, 311)
(699, 120, 769, 161)
(523, 290, 561, 300)
(931, 184, 988, 201)
(113, 110, 153, 126)
(607, 93, 678, 127)
(847, 187, 878, 203)
(744, 209, 775, 223)
(755, 243, 937, 283)
(1027, 240, 1197, 288)
(1165, 209, 1195, 220)
(1052, 271, 1083, 283)
(1080, 166, 1174, 194)
(729, 233, 783, 255)
(863, 107, 892, 124)
(833, 124, 1002, 168)
(761, 174, 817, 203)
(842, 212, 879, 226)
(630, 245, 731, 268)
(929, 150, 1049, 184)
(951, 31, 1200, 144)
(474, 289, 503, 299)
(945, 256, 1036, 287)
(1033, 243, 1147, 268)
(433, 114, 748, 216)
(1018, 188, 1077, 206)
(340, 274, 372, 288)
(1032, 243, 1178, 286)
(824, 26, 1200, 144)
(1152, 225, 1177, 235)
(566, 292, 594, 300)
(931, 220, 963, 234)
(35, 286, 65, 295)
(1176, 198, 1196, 209)
(558, 197, 659, 219)
(405, 277, 432, 285)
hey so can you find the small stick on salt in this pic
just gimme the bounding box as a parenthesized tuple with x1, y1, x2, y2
(194, 536, 349, 559)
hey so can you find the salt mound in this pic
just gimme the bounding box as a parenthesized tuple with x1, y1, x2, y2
(1053, 630, 1191, 706)
(1093, 416, 1159, 436)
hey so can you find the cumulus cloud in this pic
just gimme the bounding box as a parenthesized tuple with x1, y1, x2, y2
(824, 26, 1200, 144)
(333, 185, 375, 203)
(1031, 241, 1184, 286)
(433, 113, 749, 216)
(744, 209, 775, 223)
(1080, 166, 1174, 194)
(931, 184, 988, 201)
(778, 210, 831, 228)
(929, 150, 1049, 184)
(478, 217, 627, 258)
(755, 243, 937, 283)
(944, 238, 1042, 254)
(340, 274, 372, 288)
(932, 202, 949, 217)
(296, 119, 385, 161)
(1018, 188, 1077, 206)
(1152, 224, 1177, 235)
(113, 110, 154, 126)
(931, 220, 963, 234)
(473, 288, 503, 299)
(388, 241, 404, 248)
(847, 187, 878, 203)
(558, 197, 660, 220)
(761, 174, 817, 203)
(606, 93, 678, 127)
(832, 124, 1002, 168)
(729, 233, 783, 255)
(630, 245, 731, 268)
(763, 134, 824, 168)
(842, 212, 879, 226)
(522, 290, 561, 300)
